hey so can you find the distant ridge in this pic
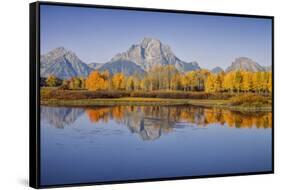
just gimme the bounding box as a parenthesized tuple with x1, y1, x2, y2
(263, 65, 272, 72)
(226, 57, 265, 72)
(99, 60, 146, 75)
(211, 67, 224, 74)
(88, 62, 103, 70)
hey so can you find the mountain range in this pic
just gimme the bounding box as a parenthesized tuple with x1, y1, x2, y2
(40, 38, 271, 79)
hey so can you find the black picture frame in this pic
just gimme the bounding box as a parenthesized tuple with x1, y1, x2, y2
(30, 1, 274, 189)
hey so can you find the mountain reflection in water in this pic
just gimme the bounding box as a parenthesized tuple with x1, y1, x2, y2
(41, 105, 272, 141)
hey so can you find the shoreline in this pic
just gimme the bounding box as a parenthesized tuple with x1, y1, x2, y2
(40, 97, 272, 112)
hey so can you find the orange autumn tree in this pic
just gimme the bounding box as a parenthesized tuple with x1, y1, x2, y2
(85, 70, 109, 91)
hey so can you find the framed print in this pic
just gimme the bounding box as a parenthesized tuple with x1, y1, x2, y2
(30, 1, 274, 188)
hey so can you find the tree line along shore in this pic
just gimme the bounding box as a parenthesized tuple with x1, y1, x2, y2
(40, 65, 272, 111)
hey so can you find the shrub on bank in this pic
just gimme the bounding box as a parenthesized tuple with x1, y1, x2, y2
(229, 94, 269, 106)
(41, 89, 130, 100)
(130, 91, 233, 99)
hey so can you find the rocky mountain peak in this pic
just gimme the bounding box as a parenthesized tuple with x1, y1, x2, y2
(40, 47, 92, 79)
(110, 37, 200, 72)
(41, 47, 78, 63)
(49, 46, 68, 56)
(226, 57, 265, 72)
(140, 37, 161, 47)
(53, 46, 68, 54)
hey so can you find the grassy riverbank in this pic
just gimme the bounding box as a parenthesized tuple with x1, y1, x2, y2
(41, 97, 272, 112)
(40, 88, 272, 112)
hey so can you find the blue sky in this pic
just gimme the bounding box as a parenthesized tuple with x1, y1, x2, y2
(40, 4, 272, 70)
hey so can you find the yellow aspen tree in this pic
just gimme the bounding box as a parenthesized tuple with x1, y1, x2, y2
(181, 73, 190, 91)
(112, 73, 126, 90)
(171, 73, 182, 90)
(46, 75, 60, 87)
(197, 69, 210, 91)
(268, 72, 272, 93)
(223, 72, 235, 93)
(253, 72, 263, 93)
(241, 71, 252, 93)
(126, 76, 135, 91)
(261, 72, 269, 93)
(205, 74, 216, 92)
(213, 73, 223, 92)
(187, 71, 197, 91)
(132, 77, 140, 90)
(234, 71, 243, 94)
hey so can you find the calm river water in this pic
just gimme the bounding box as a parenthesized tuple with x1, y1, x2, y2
(40, 105, 272, 186)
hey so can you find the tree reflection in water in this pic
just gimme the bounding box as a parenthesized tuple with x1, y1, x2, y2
(85, 106, 272, 128)
(41, 106, 272, 140)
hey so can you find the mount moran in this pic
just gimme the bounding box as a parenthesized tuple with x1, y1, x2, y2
(40, 37, 269, 79)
